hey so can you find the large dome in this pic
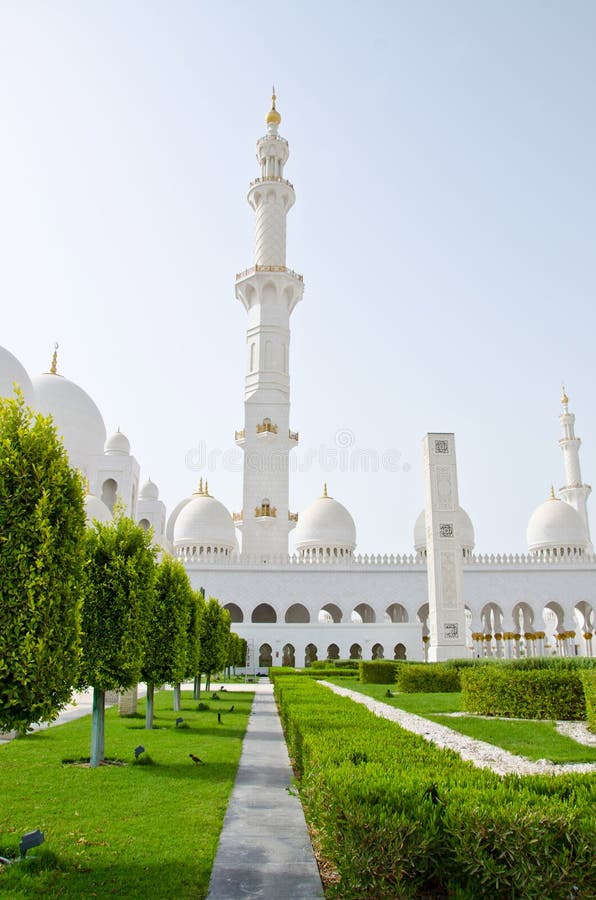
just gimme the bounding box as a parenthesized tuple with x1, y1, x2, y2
(527, 493, 587, 557)
(414, 507, 475, 556)
(0, 346, 35, 405)
(32, 371, 107, 472)
(173, 487, 236, 556)
(294, 486, 356, 557)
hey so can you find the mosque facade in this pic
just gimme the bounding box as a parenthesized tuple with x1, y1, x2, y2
(2, 96, 594, 667)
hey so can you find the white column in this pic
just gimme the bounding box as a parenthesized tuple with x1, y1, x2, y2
(558, 388, 593, 552)
(235, 95, 303, 560)
(423, 433, 468, 661)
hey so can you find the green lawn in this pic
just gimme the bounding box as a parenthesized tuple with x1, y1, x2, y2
(0, 689, 253, 899)
(328, 680, 596, 765)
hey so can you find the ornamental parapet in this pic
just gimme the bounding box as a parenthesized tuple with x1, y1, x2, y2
(257, 420, 278, 434)
(232, 512, 243, 523)
(288, 512, 298, 522)
(289, 430, 299, 441)
(236, 265, 303, 282)
(235, 429, 245, 441)
(177, 549, 596, 569)
(255, 504, 277, 518)
(249, 176, 294, 190)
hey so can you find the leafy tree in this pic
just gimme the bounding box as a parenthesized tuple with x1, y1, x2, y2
(226, 632, 247, 677)
(198, 597, 230, 693)
(81, 513, 156, 765)
(188, 589, 204, 699)
(142, 556, 193, 728)
(0, 392, 85, 733)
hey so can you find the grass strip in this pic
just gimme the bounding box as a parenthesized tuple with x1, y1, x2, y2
(331, 681, 596, 763)
(0, 689, 253, 899)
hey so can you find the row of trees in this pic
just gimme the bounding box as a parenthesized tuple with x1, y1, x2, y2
(0, 393, 245, 765)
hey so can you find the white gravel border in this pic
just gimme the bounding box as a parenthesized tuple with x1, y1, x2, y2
(320, 681, 596, 777)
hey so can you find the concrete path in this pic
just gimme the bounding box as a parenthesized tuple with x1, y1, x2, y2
(207, 686, 324, 900)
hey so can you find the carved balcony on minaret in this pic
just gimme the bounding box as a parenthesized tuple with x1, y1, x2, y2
(256, 419, 278, 437)
(255, 500, 276, 524)
(232, 511, 243, 529)
(288, 429, 299, 442)
(235, 428, 246, 446)
(288, 511, 298, 531)
(236, 265, 303, 282)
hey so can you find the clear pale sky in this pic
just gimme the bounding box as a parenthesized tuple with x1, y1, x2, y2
(1, 1, 595, 554)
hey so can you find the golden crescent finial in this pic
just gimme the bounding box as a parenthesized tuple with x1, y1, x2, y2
(266, 87, 281, 126)
(50, 342, 59, 375)
(323, 483, 328, 498)
(550, 485, 556, 500)
(561, 383, 569, 406)
(205, 480, 209, 496)
(198, 477, 203, 495)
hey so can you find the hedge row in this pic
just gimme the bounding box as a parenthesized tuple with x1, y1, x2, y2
(397, 663, 461, 693)
(268, 666, 355, 683)
(461, 667, 587, 720)
(275, 676, 596, 899)
(580, 671, 596, 732)
(359, 660, 400, 683)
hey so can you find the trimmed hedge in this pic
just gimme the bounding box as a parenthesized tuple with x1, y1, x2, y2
(397, 663, 461, 693)
(359, 660, 399, 683)
(269, 667, 355, 685)
(461, 667, 586, 720)
(581, 670, 596, 733)
(275, 676, 596, 899)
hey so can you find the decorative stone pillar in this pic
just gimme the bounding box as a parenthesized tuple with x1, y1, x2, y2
(119, 686, 138, 716)
(583, 632, 593, 657)
(503, 632, 513, 659)
(494, 633, 503, 658)
(513, 633, 521, 658)
(484, 634, 493, 658)
(422, 434, 468, 661)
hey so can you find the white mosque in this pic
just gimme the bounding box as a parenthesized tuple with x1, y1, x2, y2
(2, 95, 594, 667)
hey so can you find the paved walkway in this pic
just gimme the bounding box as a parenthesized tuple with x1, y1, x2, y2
(207, 686, 324, 900)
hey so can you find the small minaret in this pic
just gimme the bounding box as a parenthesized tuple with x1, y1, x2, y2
(558, 385, 592, 551)
(234, 91, 303, 559)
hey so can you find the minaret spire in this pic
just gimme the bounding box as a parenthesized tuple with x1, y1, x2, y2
(234, 94, 304, 559)
(558, 386, 592, 552)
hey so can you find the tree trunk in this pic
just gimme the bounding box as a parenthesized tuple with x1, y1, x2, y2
(194, 675, 201, 700)
(90, 687, 105, 767)
(173, 683, 181, 712)
(145, 682, 155, 729)
(205, 673, 211, 692)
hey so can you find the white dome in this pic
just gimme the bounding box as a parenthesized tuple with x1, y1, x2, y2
(527, 495, 587, 555)
(0, 346, 35, 405)
(173, 491, 236, 552)
(32, 372, 107, 471)
(139, 478, 159, 501)
(84, 493, 112, 525)
(295, 488, 356, 554)
(414, 507, 475, 553)
(104, 429, 130, 456)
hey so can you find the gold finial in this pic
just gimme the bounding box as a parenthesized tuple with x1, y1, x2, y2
(561, 383, 569, 406)
(550, 485, 556, 500)
(322, 482, 328, 498)
(198, 477, 204, 495)
(266, 86, 281, 126)
(49, 342, 59, 375)
(205, 480, 209, 496)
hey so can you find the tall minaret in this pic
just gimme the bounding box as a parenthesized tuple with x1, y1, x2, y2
(234, 91, 303, 559)
(558, 385, 592, 552)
